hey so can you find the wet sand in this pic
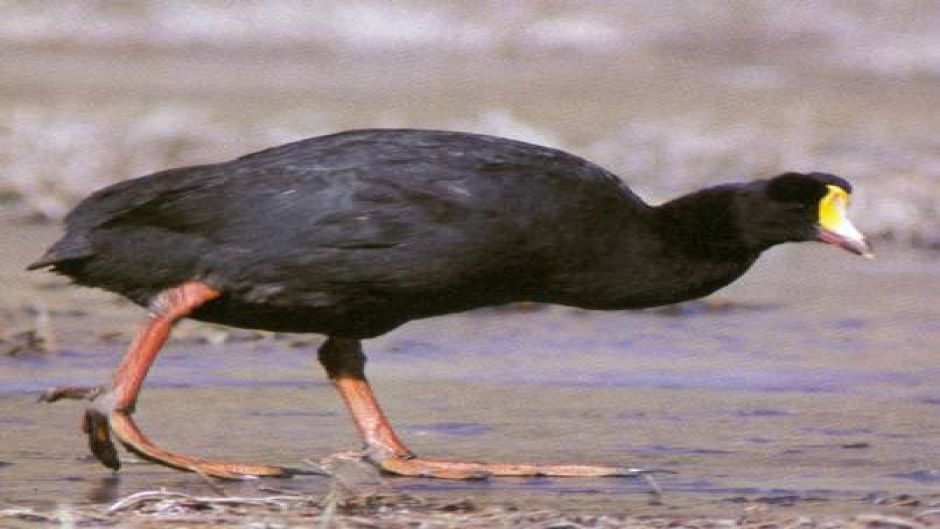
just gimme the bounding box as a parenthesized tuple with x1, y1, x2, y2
(3, 222, 940, 527)
(3, 8, 940, 522)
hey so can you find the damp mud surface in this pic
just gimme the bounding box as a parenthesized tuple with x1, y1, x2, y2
(3, 4, 940, 526)
(2, 223, 940, 527)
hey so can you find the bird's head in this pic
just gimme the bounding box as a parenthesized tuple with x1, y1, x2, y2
(737, 172, 872, 257)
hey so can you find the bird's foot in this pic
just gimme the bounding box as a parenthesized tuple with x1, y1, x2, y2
(305, 449, 486, 479)
(42, 385, 289, 479)
(375, 455, 660, 479)
(104, 410, 290, 479)
(308, 447, 663, 480)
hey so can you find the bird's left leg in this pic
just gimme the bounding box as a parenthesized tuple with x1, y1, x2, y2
(41, 281, 289, 479)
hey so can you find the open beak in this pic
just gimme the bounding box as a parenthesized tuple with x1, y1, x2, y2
(817, 185, 873, 258)
(818, 225, 872, 257)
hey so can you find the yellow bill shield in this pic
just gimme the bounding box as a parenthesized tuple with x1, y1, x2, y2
(817, 185, 872, 258)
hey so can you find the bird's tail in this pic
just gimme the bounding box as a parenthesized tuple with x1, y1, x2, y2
(26, 234, 93, 270)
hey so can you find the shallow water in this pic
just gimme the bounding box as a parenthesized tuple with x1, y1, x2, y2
(1, 224, 939, 517)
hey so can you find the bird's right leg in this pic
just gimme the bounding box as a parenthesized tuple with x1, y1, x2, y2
(317, 337, 647, 479)
(40, 281, 288, 479)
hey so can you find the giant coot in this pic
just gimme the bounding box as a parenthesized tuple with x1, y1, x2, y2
(30, 129, 871, 479)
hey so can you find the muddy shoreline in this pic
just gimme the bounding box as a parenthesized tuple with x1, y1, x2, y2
(4, 3, 940, 524)
(3, 222, 940, 527)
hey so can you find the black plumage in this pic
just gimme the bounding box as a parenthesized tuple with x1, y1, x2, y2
(30, 128, 870, 480)
(32, 129, 859, 337)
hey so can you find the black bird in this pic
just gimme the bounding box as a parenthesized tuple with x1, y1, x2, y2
(30, 129, 871, 479)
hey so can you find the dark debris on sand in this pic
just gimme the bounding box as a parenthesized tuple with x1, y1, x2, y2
(3, 489, 940, 529)
(0, 329, 48, 356)
(0, 303, 57, 356)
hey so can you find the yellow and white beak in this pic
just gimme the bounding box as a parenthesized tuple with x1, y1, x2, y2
(817, 185, 873, 258)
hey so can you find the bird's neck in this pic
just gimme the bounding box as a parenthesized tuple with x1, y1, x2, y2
(542, 185, 762, 310)
(651, 184, 758, 259)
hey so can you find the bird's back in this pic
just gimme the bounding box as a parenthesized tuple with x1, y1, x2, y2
(31, 129, 646, 336)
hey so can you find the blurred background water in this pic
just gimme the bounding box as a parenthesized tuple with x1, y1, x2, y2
(1, 0, 939, 243)
(2, 1, 940, 517)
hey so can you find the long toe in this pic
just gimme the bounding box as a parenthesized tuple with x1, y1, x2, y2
(108, 412, 290, 479)
(372, 455, 656, 479)
(40, 385, 105, 403)
(377, 456, 491, 480)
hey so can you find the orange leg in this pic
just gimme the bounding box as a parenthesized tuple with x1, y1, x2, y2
(42, 281, 288, 479)
(43, 286, 652, 481)
(318, 337, 647, 479)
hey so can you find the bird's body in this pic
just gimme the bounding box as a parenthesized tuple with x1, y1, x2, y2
(35, 129, 756, 337)
(31, 128, 870, 480)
